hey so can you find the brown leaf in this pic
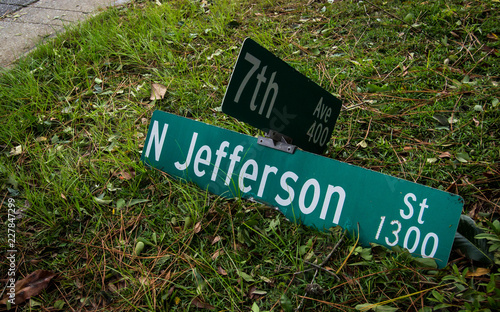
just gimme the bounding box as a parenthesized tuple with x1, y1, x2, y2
(481, 45, 499, 56)
(191, 297, 215, 310)
(468, 202, 481, 220)
(439, 152, 452, 158)
(217, 267, 227, 276)
(0, 270, 56, 305)
(465, 267, 490, 278)
(248, 285, 257, 299)
(473, 117, 480, 127)
(150, 83, 167, 100)
(211, 236, 222, 245)
(163, 271, 171, 280)
(107, 276, 128, 294)
(194, 221, 202, 234)
(211, 249, 224, 260)
(487, 33, 498, 41)
(108, 283, 118, 293)
(167, 286, 175, 297)
(111, 168, 136, 180)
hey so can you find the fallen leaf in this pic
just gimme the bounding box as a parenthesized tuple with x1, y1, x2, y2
(466, 267, 490, 278)
(9, 145, 22, 156)
(473, 117, 480, 127)
(112, 169, 136, 180)
(134, 241, 145, 256)
(191, 297, 215, 310)
(217, 267, 227, 276)
(481, 45, 499, 55)
(439, 152, 452, 158)
(250, 288, 267, 297)
(126, 199, 150, 207)
(93, 197, 113, 205)
(456, 152, 470, 163)
(0, 270, 56, 305)
(194, 221, 202, 234)
(432, 114, 450, 127)
(164, 271, 172, 281)
(107, 283, 118, 293)
(150, 83, 167, 100)
(487, 33, 498, 41)
(211, 236, 222, 245)
(212, 249, 223, 260)
(357, 140, 368, 148)
(237, 270, 255, 282)
(167, 286, 175, 296)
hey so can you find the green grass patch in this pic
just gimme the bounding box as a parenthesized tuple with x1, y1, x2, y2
(1, 0, 499, 311)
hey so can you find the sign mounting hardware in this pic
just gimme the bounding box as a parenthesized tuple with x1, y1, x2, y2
(257, 130, 296, 154)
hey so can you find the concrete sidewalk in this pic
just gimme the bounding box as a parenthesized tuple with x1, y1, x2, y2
(0, 0, 127, 68)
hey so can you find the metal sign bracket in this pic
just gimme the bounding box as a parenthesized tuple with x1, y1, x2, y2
(257, 130, 296, 154)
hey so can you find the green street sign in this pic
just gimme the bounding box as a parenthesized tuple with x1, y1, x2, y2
(222, 38, 342, 155)
(141, 110, 464, 268)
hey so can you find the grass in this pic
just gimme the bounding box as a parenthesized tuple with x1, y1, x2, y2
(1, 0, 499, 311)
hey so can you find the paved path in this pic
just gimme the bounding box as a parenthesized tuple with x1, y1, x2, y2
(0, 0, 127, 68)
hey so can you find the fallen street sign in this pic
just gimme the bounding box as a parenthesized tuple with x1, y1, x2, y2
(222, 38, 342, 155)
(141, 110, 464, 268)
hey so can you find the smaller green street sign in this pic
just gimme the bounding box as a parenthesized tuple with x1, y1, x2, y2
(141, 110, 464, 268)
(222, 38, 342, 155)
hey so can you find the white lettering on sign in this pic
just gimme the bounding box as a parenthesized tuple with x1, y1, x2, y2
(307, 98, 332, 147)
(275, 171, 298, 206)
(375, 193, 438, 258)
(320, 185, 345, 224)
(402, 193, 429, 224)
(239, 159, 259, 193)
(299, 179, 321, 214)
(211, 141, 230, 181)
(257, 165, 278, 197)
(234, 52, 278, 119)
(144, 120, 169, 161)
(194, 145, 211, 177)
(312, 97, 332, 122)
(172, 131, 347, 226)
(174, 132, 198, 170)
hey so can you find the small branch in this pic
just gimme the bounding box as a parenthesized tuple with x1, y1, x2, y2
(295, 230, 346, 311)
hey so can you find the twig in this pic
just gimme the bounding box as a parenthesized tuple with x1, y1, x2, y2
(295, 230, 346, 311)
(300, 260, 340, 279)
